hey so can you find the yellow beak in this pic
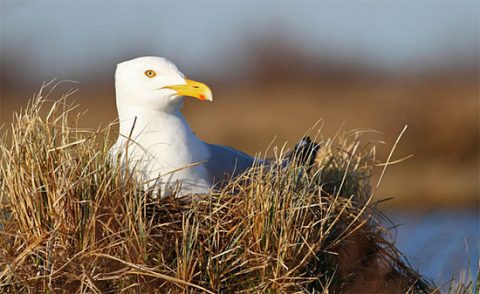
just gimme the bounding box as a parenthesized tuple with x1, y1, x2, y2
(163, 79, 213, 102)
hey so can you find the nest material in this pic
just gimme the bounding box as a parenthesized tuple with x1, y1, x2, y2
(0, 90, 437, 293)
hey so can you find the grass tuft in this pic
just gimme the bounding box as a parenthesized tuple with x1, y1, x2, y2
(0, 85, 466, 293)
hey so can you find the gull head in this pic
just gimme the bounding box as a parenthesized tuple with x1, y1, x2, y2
(115, 56, 212, 113)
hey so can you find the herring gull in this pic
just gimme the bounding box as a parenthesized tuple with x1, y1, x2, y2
(110, 56, 317, 197)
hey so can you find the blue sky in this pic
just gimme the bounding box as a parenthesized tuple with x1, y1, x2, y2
(1, 1, 478, 82)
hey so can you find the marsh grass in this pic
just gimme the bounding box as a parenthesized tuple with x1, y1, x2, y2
(0, 85, 470, 293)
(446, 268, 480, 294)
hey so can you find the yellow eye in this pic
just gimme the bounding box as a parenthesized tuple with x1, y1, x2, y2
(144, 70, 156, 78)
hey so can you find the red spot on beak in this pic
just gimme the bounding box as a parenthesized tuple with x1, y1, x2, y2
(199, 94, 206, 100)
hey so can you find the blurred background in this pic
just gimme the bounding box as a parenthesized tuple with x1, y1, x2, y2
(1, 0, 478, 286)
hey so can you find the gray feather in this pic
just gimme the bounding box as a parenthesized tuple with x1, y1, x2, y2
(205, 143, 258, 184)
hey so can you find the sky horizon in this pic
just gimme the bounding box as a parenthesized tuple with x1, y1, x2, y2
(1, 1, 478, 86)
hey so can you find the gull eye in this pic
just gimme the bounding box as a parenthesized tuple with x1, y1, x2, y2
(144, 70, 157, 78)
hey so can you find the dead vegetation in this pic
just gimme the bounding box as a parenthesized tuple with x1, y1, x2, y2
(0, 86, 474, 293)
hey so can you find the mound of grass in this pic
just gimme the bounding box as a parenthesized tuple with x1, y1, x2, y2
(0, 86, 449, 293)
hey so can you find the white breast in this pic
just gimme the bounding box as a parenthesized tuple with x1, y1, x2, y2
(111, 112, 213, 197)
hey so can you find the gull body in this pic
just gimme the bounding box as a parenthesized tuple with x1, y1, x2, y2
(110, 56, 256, 197)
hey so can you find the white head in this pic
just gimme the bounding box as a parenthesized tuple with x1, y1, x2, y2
(115, 56, 212, 115)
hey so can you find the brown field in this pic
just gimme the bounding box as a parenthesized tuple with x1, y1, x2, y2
(1, 66, 478, 209)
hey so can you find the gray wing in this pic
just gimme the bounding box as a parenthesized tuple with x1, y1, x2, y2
(204, 137, 319, 189)
(205, 143, 259, 184)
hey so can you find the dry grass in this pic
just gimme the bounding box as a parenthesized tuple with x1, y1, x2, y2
(3, 75, 478, 208)
(0, 85, 474, 293)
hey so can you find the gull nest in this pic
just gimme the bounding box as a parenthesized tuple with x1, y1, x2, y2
(0, 87, 453, 293)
